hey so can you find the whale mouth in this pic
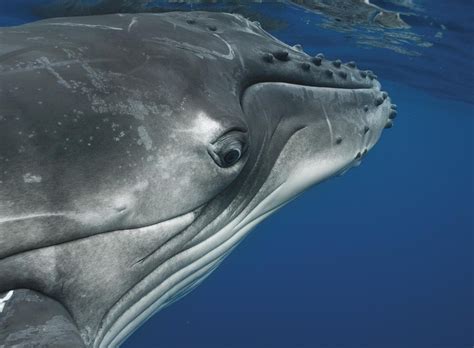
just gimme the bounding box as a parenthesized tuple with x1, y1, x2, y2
(241, 80, 394, 147)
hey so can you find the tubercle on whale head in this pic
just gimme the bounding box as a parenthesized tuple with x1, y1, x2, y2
(235, 38, 397, 141)
(247, 47, 381, 92)
(168, 11, 384, 94)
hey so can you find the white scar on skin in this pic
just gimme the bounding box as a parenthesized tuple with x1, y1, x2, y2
(144, 35, 235, 61)
(0, 212, 65, 224)
(128, 17, 138, 32)
(211, 34, 235, 60)
(37, 57, 71, 89)
(0, 290, 13, 313)
(321, 102, 334, 145)
(40, 23, 123, 31)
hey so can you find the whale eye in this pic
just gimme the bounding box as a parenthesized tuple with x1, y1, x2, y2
(209, 130, 248, 168)
(223, 148, 241, 166)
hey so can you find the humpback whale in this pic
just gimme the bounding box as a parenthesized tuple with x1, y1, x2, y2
(0, 11, 396, 347)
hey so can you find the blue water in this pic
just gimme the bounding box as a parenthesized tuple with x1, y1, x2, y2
(1, 1, 472, 347)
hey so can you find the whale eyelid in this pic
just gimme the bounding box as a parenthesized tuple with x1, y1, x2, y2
(218, 126, 248, 137)
(209, 125, 248, 146)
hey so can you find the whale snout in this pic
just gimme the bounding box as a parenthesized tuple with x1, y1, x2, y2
(239, 30, 398, 139)
(241, 45, 397, 200)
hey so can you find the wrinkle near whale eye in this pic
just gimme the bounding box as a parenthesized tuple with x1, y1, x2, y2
(209, 131, 248, 168)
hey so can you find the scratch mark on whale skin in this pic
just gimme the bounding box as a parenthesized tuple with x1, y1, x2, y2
(0, 290, 14, 313)
(38, 23, 123, 31)
(321, 102, 334, 145)
(144, 34, 235, 61)
(37, 57, 72, 89)
(0, 212, 68, 224)
(128, 17, 138, 32)
(212, 33, 235, 60)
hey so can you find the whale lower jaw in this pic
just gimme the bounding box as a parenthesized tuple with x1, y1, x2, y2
(96, 147, 353, 348)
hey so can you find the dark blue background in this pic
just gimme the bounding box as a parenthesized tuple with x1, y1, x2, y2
(1, 1, 472, 347)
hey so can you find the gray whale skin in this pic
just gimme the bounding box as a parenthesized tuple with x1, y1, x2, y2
(0, 11, 396, 347)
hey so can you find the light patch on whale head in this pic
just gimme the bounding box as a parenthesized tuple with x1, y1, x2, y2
(192, 112, 222, 140)
(23, 173, 42, 183)
(137, 126, 153, 151)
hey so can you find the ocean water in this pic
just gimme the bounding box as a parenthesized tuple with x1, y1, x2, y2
(0, 1, 472, 347)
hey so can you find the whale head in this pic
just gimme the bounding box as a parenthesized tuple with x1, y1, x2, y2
(0, 11, 396, 347)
